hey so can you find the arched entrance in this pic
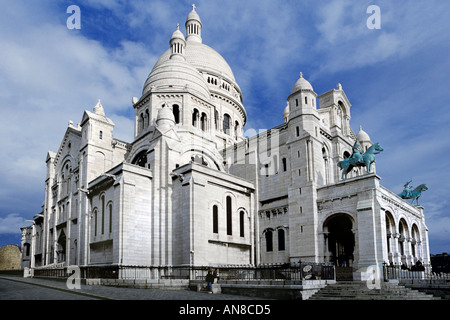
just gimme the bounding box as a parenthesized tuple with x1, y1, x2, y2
(324, 214, 355, 279)
(56, 230, 66, 263)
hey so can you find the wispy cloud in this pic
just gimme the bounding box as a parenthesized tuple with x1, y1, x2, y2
(0, 0, 449, 253)
(0, 214, 29, 235)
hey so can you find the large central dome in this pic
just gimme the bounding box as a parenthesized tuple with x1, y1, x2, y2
(152, 42, 236, 83)
(146, 5, 243, 108)
(141, 5, 246, 126)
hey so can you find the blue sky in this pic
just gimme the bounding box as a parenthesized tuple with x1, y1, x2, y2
(0, 0, 449, 254)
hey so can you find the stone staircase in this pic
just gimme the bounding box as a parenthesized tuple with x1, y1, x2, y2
(309, 281, 441, 300)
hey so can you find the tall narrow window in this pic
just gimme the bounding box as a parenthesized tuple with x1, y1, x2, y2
(213, 205, 218, 234)
(109, 203, 113, 233)
(201, 112, 207, 131)
(173, 104, 180, 124)
(192, 109, 199, 127)
(239, 211, 245, 237)
(99, 131, 103, 140)
(265, 230, 273, 252)
(94, 210, 98, 236)
(101, 195, 105, 235)
(223, 114, 230, 135)
(278, 229, 285, 251)
(226, 196, 232, 235)
(282, 158, 287, 172)
(296, 126, 300, 137)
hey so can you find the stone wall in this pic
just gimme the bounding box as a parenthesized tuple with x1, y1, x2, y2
(0, 245, 21, 270)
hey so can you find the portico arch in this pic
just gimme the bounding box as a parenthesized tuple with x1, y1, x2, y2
(323, 213, 355, 267)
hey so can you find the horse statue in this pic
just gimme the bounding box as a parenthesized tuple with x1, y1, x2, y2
(337, 142, 384, 180)
(398, 181, 428, 206)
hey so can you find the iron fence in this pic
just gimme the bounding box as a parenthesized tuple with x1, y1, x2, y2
(32, 263, 335, 281)
(383, 263, 450, 281)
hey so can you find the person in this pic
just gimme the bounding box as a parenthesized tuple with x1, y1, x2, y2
(205, 270, 214, 292)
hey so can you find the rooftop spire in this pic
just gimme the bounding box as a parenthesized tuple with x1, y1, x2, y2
(93, 99, 105, 116)
(186, 4, 202, 43)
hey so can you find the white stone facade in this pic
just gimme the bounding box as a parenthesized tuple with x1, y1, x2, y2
(22, 7, 430, 280)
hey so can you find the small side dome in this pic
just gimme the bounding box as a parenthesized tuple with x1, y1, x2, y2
(356, 126, 371, 143)
(291, 72, 314, 94)
(171, 24, 185, 40)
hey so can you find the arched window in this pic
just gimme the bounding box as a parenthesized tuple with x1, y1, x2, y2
(192, 108, 199, 127)
(145, 109, 150, 128)
(278, 229, 285, 251)
(226, 196, 232, 235)
(173, 104, 180, 124)
(132, 150, 148, 168)
(140, 113, 145, 132)
(223, 114, 231, 134)
(101, 195, 105, 235)
(201, 112, 207, 131)
(99, 130, 103, 140)
(212, 205, 218, 234)
(109, 203, 113, 234)
(239, 211, 245, 237)
(399, 219, 408, 256)
(234, 121, 240, 137)
(265, 230, 273, 252)
(24, 243, 30, 256)
(93, 209, 98, 236)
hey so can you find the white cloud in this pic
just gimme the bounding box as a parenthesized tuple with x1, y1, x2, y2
(0, 214, 29, 235)
(311, 0, 450, 75)
(0, 1, 154, 220)
(0, 1, 449, 253)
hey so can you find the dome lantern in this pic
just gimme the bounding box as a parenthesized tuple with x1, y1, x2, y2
(186, 4, 202, 43)
(170, 24, 186, 61)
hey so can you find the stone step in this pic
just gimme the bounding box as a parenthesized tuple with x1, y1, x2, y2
(309, 281, 440, 300)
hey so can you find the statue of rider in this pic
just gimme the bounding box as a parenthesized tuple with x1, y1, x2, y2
(350, 141, 364, 165)
(403, 180, 413, 198)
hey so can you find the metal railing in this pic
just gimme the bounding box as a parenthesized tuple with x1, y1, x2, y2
(32, 263, 335, 281)
(383, 263, 450, 281)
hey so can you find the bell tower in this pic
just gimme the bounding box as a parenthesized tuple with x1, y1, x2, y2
(285, 73, 324, 263)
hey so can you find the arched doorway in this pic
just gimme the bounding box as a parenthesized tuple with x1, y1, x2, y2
(56, 230, 66, 263)
(324, 214, 355, 268)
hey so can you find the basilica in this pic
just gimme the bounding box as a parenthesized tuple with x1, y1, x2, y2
(21, 6, 430, 281)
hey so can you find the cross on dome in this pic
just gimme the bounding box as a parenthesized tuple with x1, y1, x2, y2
(192, 4, 196, 11)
